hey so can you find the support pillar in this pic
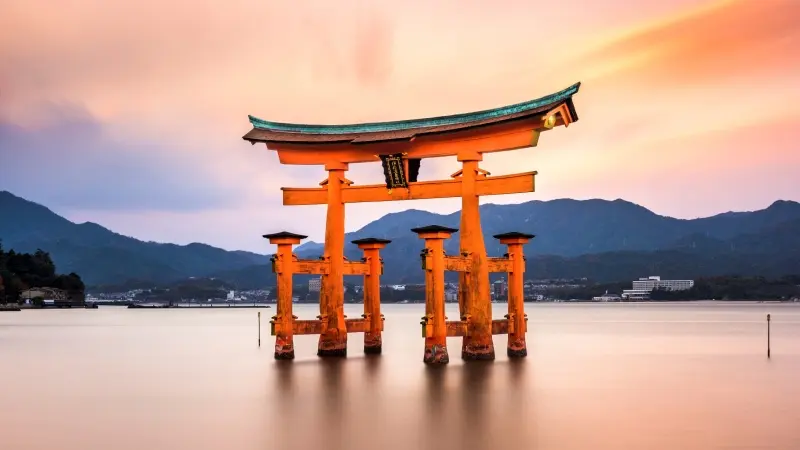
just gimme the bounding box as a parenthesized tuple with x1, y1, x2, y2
(412, 225, 456, 365)
(319, 163, 349, 357)
(457, 153, 494, 360)
(353, 238, 391, 354)
(494, 232, 534, 358)
(263, 231, 307, 360)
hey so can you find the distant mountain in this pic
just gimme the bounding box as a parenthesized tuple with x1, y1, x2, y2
(1, 190, 798, 287)
(213, 199, 800, 287)
(0, 191, 268, 285)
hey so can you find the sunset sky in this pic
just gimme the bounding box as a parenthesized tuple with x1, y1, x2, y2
(1, 0, 798, 253)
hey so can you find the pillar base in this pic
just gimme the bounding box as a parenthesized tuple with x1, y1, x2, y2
(423, 344, 450, 365)
(364, 345, 382, 355)
(318, 337, 347, 357)
(507, 347, 527, 358)
(274, 350, 295, 360)
(507, 338, 527, 358)
(364, 334, 382, 354)
(274, 337, 294, 360)
(462, 342, 495, 361)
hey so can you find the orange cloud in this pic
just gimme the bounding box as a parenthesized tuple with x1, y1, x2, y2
(572, 0, 800, 85)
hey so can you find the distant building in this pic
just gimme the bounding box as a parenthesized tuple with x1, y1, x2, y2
(20, 287, 84, 307)
(493, 278, 507, 299)
(622, 276, 694, 300)
(308, 277, 321, 292)
(632, 276, 694, 292)
(592, 293, 622, 302)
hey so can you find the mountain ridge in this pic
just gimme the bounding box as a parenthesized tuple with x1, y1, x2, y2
(1, 190, 798, 286)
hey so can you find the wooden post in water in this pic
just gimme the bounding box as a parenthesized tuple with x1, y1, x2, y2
(767, 313, 771, 358)
(412, 225, 457, 365)
(353, 238, 392, 355)
(494, 232, 535, 358)
(264, 231, 306, 360)
(258, 311, 261, 347)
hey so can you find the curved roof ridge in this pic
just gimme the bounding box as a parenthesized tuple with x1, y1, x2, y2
(249, 82, 580, 135)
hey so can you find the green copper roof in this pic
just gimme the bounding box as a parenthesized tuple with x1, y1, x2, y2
(248, 82, 580, 135)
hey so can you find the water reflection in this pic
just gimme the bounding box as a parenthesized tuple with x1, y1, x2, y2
(2, 304, 799, 450)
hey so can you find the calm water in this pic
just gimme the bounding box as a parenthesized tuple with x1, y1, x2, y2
(1, 303, 799, 450)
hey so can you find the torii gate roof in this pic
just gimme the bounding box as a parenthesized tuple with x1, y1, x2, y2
(243, 82, 580, 146)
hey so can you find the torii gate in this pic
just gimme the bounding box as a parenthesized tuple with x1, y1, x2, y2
(244, 82, 580, 361)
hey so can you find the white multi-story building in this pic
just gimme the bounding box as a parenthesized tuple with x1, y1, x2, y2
(632, 276, 694, 291)
(622, 276, 694, 300)
(308, 277, 321, 292)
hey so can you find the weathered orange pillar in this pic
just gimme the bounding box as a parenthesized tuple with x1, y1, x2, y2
(319, 162, 349, 357)
(264, 231, 306, 360)
(413, 225, 455, 365)
(353, 238, 391, 354)
(457, 152, 494, 360)
(495, 232, 533, 357)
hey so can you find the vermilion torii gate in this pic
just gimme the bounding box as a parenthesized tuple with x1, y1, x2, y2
(244, 82, 580, 361)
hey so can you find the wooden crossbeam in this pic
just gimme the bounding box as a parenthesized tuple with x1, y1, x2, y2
(487, 257, 512, 273)
(343, 260, 370, 276)
(344, 317, 370, 333)
(293, 320, 325, 335)
(275, 318, 374, 335)
(446, 320, 468, 337)
(491, 319, 510, 335)
(282, 171, 536, 206)
(291, 260, 329, 274)
(272, 259, 369, 276)
(443, 256, 470, 272)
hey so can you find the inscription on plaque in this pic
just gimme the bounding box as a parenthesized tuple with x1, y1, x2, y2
(380, 153, 408, 189)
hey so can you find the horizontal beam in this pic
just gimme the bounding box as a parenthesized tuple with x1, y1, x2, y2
(344, 317, 369, 333)
(272, 259, 370, 275)
(293, 319, 325, 335)
(444, 255, 469, 272)
(343, 260, 370, 276)
(275, 318, 374, 335)
(292, 260, 328, 275)
(491, 319, 510, 335)
(282, 171, 536, 206)
(446, 320, 468, 337)
(487, 257, 512, 273)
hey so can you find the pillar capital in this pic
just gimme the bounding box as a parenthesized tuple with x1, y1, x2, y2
(263, 231, 307, 246)
(411, 225, 458, 241)
(351, 237, 392, 250)
(493, 231, 535, 246)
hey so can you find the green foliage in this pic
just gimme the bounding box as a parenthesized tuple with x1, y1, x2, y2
(0, 241, 85, 303)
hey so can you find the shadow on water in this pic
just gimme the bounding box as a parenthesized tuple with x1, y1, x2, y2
(423, 366, 448, 449)
(460, 361, 494, 450)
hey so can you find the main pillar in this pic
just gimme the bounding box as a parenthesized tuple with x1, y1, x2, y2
(457, 152, 494, 360)
(412, 225, 455, 365)
(353, 238, 391, 354)
(318, 162, 348, 357)
(263, 231, 306, 360)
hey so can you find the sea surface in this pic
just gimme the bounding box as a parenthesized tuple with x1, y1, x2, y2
(1, 302, 799, 450)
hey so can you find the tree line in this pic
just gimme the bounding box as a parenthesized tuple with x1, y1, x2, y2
(0, 243, 85, 303)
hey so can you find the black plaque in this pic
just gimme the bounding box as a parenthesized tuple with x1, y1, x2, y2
(380, 153, 408, 189)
